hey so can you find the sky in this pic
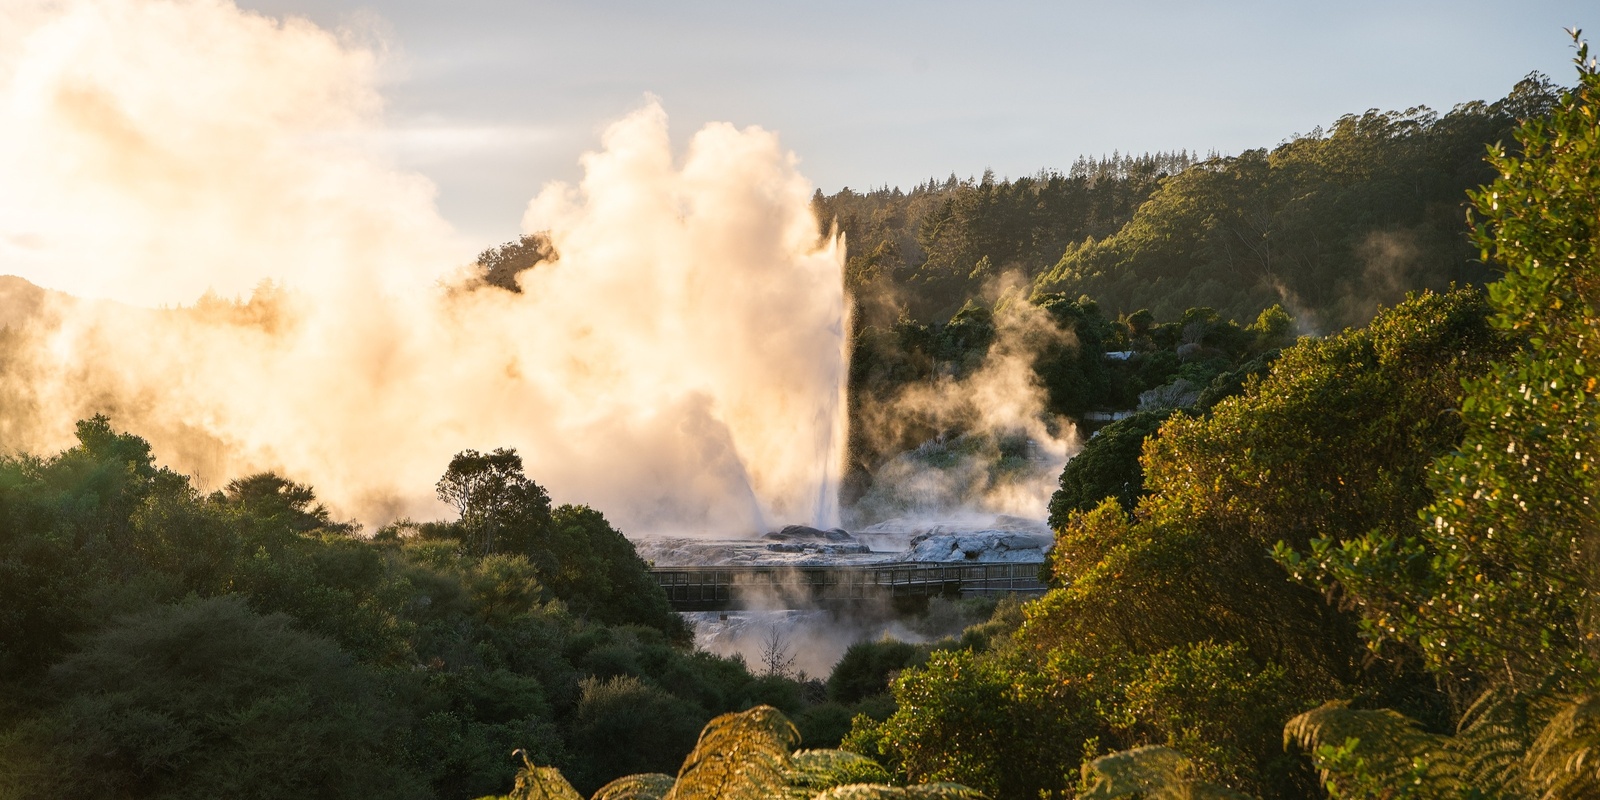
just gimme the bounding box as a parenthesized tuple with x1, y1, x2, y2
(236, 0, 1593, 248)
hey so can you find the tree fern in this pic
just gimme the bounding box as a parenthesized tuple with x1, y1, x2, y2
(808, 783, 985, 799)
(1524, 694, 1600, 799)
(1284, 702, 1462, 798)
(787, 749, 894, 791)
(482, 750, 586, 800)
(1451, 686, 1539, 794)
(476, 707, 984, 800)
(590, 773, 676, 800)
(1285, 690, 1600, 800)
(666, 705, 799, 800)
(1078, 745, 1254, 800)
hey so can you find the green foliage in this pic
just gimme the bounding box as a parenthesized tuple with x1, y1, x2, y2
(431, 451, 686, 641)
(1246, 306, 1295, 351)
(1116, 642, 1300, 790)
(851, 649, 1097, 799)
(666, 705, 799, 800)
(810, 784, 984, 800)
(1048, 410, 1172, 525)
(1284, 702, 1455, 798)
(436, 447, 553, 556)
(221, 471, 341, 532)
(0, 414, 192, 677)
(1190, 349, 1281, 411)
(491, 751, 586, 800)
(861, 287, 1511, 799)
(591, 773, 676, 800)
(1283, 687, 1600, 800)
(483, 707, 981, 800)
(1032, 293, 1115, 416)
(1269, 32, 1600, 800)
(788, 749, 894, 791)
(465, 553, 546, 622)
(0, 418, 781, 798)
(1288, 35, 1600, 689)
(1033, 78, 1557, 330)
(827, 639, 925, 704)
(1079, 746, 1254, 800)
(542, 505, 689, 642)
(1044, 498, 1133, 588)
(819, 158, 1186, 323)
(20, 595, 425, 800)
(795, 702, 861, 749)
(1028, 289, 1508, 675)
(567, 676, 708, 794)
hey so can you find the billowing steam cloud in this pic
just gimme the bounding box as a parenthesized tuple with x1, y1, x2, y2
(0, 0, 847, 536)
(850, 289, 1079, 525)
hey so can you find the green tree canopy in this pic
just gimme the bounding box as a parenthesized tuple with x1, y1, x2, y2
(437, 448, 554, 555)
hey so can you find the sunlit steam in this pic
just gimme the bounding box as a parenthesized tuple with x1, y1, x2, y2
(0, 0, 847, 536)
(849, 292, 1079, 525)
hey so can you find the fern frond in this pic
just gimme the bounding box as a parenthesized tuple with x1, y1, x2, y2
(1528, 694, 1600, 800)
(1284, 701, 1458, 793)
(1452, 685, 1537, 795)
(506, 755, 584, 800)
(667, 705, 799, 800)
(1182, 788, 1255, 800)
(648, 706, 978, 800)
(810, 782, 986, 800)
(787, 749, 893, 791)
(899, 783, 988, 799)
(810, 785, 906, 800)
(590, 773, 675, 800)
(1284, 702, 1443, 756)
(1078, 745, 1254, 800)
(1080, 745, 1190, 799)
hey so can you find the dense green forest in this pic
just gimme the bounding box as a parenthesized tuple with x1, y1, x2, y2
(0, 414, 1011, 799)
(1, 36, 1596, 800)
(838, 40, 1600, 800)
(815, 72, 1559, 507)
(815, 75, 1555, 334)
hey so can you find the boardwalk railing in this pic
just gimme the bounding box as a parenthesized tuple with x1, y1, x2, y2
(650, 561, 1047, 611)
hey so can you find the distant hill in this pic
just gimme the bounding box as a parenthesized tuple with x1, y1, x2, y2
(816, 74, 1560, 334)
(0, 275, 52, 326)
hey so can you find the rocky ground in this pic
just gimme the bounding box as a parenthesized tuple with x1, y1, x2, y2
(633, 514, 1053, 567)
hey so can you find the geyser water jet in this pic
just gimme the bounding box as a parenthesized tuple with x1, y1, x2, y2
(0, 0, 848, 536)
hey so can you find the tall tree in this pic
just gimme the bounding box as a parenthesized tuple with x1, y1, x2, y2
(436, 448, 552, 555)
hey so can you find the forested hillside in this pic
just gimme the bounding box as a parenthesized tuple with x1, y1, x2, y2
(815, 152, 1196, 323)
(823, 73, 1561, 520)
(837, 38, 1600, 800)
(817, 75, 1556, 333)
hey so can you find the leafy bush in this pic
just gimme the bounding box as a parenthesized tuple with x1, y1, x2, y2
(26, 596, 424, 800)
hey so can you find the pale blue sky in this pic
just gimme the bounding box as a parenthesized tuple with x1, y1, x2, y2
(241, 0, 1594, 246)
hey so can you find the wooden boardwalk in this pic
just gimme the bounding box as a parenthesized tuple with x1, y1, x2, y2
(650, 561, 1048, 611)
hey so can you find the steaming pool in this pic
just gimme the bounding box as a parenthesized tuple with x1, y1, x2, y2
(633, 514, 1053, 568)
(636, 514, 1055, 676)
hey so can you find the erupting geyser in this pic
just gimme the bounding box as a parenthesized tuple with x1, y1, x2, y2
(0, 0, 848, 536)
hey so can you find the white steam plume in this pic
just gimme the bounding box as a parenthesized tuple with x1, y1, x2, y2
(850, 292, 1080, 524)
(0, 0, 848, 536)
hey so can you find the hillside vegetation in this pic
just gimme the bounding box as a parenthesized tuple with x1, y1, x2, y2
(817, 76, 1555, 334)
(1, 36, 1595, 800)
(839, 37, 1600, 800)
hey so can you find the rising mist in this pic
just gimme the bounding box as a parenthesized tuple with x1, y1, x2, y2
(0, 0, 848, 536)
